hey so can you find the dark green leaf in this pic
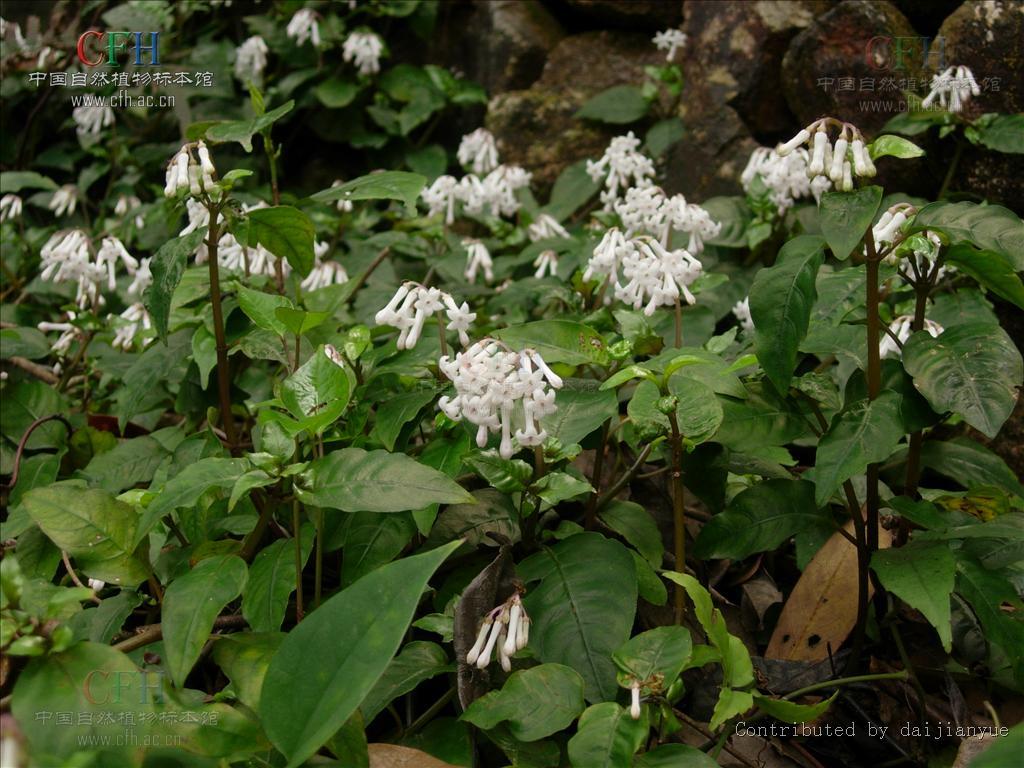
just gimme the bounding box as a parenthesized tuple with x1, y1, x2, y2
(242, 527, 314, 632)
(494, 320, 610, 366)
(314, 77, 360, 108)
(310, 171, 427, 210)
(575, 85, 649, 124)
(361, 641, 451, 722)
(462, 664, 586, 741)
(237, 285, 293, 336)
(819, 186, 882, 261)
(943, 243, 1024, 310)
(205, 100, 294, 151)
(599, 500, 662, 567)
(612, 626, 692, 686)
(146, 228, 208, 342)
(909, 202, 1024, 270)
(247, 206, 315, 276)
(567, 702, 647, 768)
(373, 390, 436, 451)
(872, 541, 954, 651)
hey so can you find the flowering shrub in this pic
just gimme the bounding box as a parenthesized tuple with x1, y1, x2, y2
(1, 3, 1023, 768)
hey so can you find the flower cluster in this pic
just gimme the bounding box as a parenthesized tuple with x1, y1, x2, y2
(584, 229, 704, 315)
(300, 242, 349, 292)
(423, 154, 532, 225)
(615, 187, 721, 253)
(777, 118, 875, 191)
(49, 185, 77, 218)
(879, 316, 944, 360)
(234, 36, 269, 84)
(0, 194, 22, 222)
(286, 9, 320, 48)
(72, 105, 114, 137)
(533, 249, 558, 279)
(587, 132, 656, 211)
(732, 296, 754, 333)
(457, 128, 499, 175)
(465, 594, 530, 672)
(114, 194, 145, 229)
(922, 65, 979, 113)
(164, 142, 218, 199)
(463, 239, 494, 284)
(741, 146, 831, 214)
(652, 28, 686, 61)
(438, 339, 562, 458)
(38, 313, 81, 358)
(376, 282, 476, 349)
(40, 230, 137, 310)
(873, 203, 916, 261)
(343, 31, 384, 76)
(527, 213, 570, 243)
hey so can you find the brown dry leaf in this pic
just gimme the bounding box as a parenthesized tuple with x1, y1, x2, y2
(766, 519, 892, 661)
(368, 743, 460, 768)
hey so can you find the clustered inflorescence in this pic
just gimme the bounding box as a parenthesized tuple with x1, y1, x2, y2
(465, 593, 530, 672)
(776, 118, 876, 191)
(375, 282, 476, 350)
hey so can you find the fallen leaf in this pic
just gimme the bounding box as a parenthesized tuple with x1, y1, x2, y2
(766, 519, 892, 661)
(369, 743, 459, 768)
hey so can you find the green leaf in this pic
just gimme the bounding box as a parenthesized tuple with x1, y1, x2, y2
(425, 490, 519, 549)
(274, 307, 329, 336)
(341, 511, 417, 585)
(0, 170, 57, 193)
(146, 228, 208, 342)
(868, 135, 925, 160)
(81, 434, 172, 493)
(601, 365, 656, 390)
(360, 641, 451, 722)
(668, 374, 723, 444)
(943, 242, 1024, 310)
(465, 452, 533, 493)
(754, 692, 838, 723)
(205, 100, 294, 151)
(819, 186, 882, 261)
(567, 702, 647, 768)
(540, 383, 617, 446)
(237, 285, 293, 336)
(0, 327, 51, 359)
(599, 500, 663, 567)
(644, 117, 685, 157)
(462, 664, 586, 742)
(635, 744, 719, 768)
(871, 541, 955, 651)
(71, 590, 142, 644)
(139, 457, 250, 543)
(281, 345, 351, 424)
(163, 555, 247, 687)
(749, 235, 825, 392)
(23, 486, 150, 586)
(544, 161, 600, 220)
(613, 626, 692, 687)
(373, 389, 436, 451)
(247, 206, 316, 276)
(973, 114, 1024, 154)
(314, 77, 360, 108)
(521, 532, 637, 702)
(298, 447, 474, 512)
(310, 171, 427, 210)
(260, 541, 460, 768)
(714, 382, 809, 451)
(494, 320, 610, 366)
(710, 688, 754, 730)
(192, 324, 217, 390)
(242, 527, 314, 632)
(902, 322, 1023, 439)
(702, 196, 752, 248)
(909, 202, 1024, 270)
(211, 632, 283, 711)
(533, 472, 593, 507)
(631, 551, 667, 606)
(114, 331, 190, 430)
(919, 438, 1024, 499)
(695, 479, 822, 560)
(813, 391, 904, 506)
(575, 85, 649, 124)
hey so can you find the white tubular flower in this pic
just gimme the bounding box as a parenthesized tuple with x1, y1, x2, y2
(39, 229, 91, 285)
(807, 130, 828, 177)
(584, 227, 629, 290)
(533, 249, 558, 279)
(111, 303, 152, 351)
(615, 237, 703, 315)
(922, 65, 980, 112)
(776, 128, 810, 157)
(95, 236, 138, 291)
(528, 213, 570, 242)
(234, 35, 269, 83)
(0, 194, 22, 222)
(872, 203, 916, 261)
(423, 175, 459, 224)
(465, 594, 530, 670)
(179, 197, 210, 237)
(443, 294, 476, 347)
(287, 9, 320, 48)
(87, 578, 105, 591)
(343, 30, 384, 75)
(38, 312, 79, 356)
(481, 165, 532, 218)
(457, 128, 500, 175)
(652, 28, 687, 61)
(301, 244, 349, 292)
(828, 136, 848, 183)
(127, 257, 152, 300)
(330, 179, 355, 212)
(630, 683, 642, 720)
(851, 139, 875, 178)
(438, 340, 561, 458)
(165, 143, 216, 198)
(880, 315, 943, 360)
(72, 105, 114, 137)
(49, 185, 78, 217)
(615, 185, 667, 238)
(587, 132, 656, 210)
(741, 146, 826, 215)
(463, 239, 494, 284)
(376, 283, 473, 350)
(114, 194, 145, 228)
(197, 140, 216, 178)
(732, 297, 754, 333)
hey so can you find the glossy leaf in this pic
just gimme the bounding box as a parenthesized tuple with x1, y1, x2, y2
(310, 171, 426, 210)
(281, 346, 351, 423)
(260, 541, 460, 767)
(360, 641, 451, 722)
(146, 227, 208, 342)
(944, 243, 1024, 309)
(242, 527, 314, 632)
(247, 205, 316, 276)
(494, 320, 610, 365)
(909, 201, 1024, 270)
(567, 703, 647, 768)
(612, 626, 692, 687)
(598, 500, 662, 567)
(541, 383, 618, 446)
(819, 187, 882, 261)
(462, 664, 586, 741)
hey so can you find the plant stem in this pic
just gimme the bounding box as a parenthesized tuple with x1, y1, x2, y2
(937, 138, 964, 200)
(674, 295, 683, 348)
(113, 615, 246, 653)
(668, 413, 686, 622)
(595, 443, 654, 512)
(206, 207, 239, 453)
(864, 241, 882, 554)
(293, 332, 301, 371)
(436, 314, 448, 358)
(314, 509, 324, 609)
(585, 420, 610, 530)
(902, 273, 932, 500)
(781, 670, 908, 701)
(293, 500, 304, 623)
(58, 332, 93, 392)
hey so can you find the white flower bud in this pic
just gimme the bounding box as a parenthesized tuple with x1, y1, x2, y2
(777, 128, 810, 157)
(630, 684, 642, 720)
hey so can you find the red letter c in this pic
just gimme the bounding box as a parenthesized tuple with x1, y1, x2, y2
(77, 30, 103, 66)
